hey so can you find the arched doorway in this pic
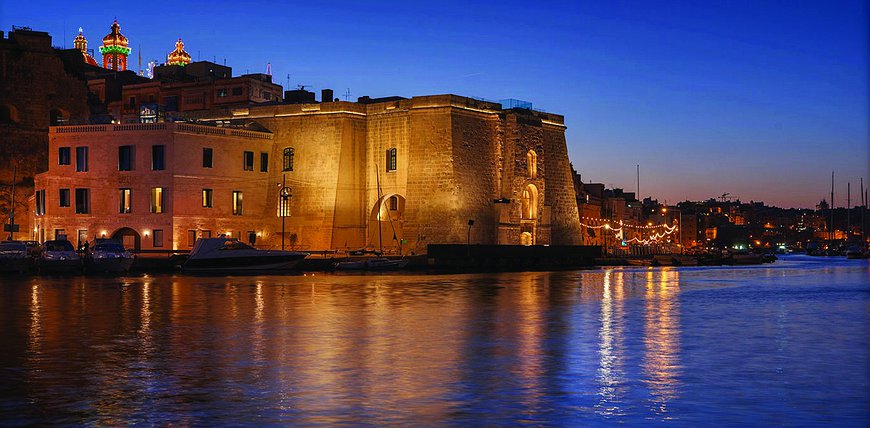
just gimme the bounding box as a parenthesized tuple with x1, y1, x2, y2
(520, 184, 538, 245)
(111, 227, 141, 251)
(368, 194, 405, 254)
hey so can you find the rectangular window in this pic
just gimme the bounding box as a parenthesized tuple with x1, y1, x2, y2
(118, 145, 134, 171)
(128, 96, 136, 110)
(232, 191, 243, 215)
(153, 229, 164, 247)
(282, 147, 294, 171)
(386, 148, 397, 172)
(35, 190, 46, 215)
(202, 147, 213, 168)
(232, 87, 243, 96)
(58, 147, 71, 165)
(187, 230, 197, 247)
(77, 230, 88, 248)
(59, 188, 70, 207)
(243, 151, 254, 171)
(150, 187, 164, 214)
(260, 152, 268, 172)
(202, 188, 213, 208)
(75, 188, 90, 214)
(55, 229, 66, 240)
(119, 188, 132, 213)
(217, 88, 228, 98)
(75, 146, 88, 172)
(152, 145, 165, 170)
(247, 231, 256, 245)
(202, 230, 212, 239)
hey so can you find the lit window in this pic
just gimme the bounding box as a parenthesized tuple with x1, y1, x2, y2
(119, 188, 132, 213)
(217, 88, 228, 98)
(232, 191, 243, 215)
(151, 187, 164, 214)
(202, 189, 213, 208)
(386, 148, 397, 172)
(187, 230, 197, 247)
(243, 151, 254, 171)
(282, 147, 294, 171)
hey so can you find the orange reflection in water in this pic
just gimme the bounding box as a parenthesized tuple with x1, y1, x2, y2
(596, 269, 627, 416)
(643, 268, 681, 416)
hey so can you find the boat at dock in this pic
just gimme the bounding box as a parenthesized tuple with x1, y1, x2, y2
(85, 239, 134, 273)
(0, 241, 34, 274)
(334, 257, 409, 271)
(182, 238, 308, 273)
(38, 240, 81, 274)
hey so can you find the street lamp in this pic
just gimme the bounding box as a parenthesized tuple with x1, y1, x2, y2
(280, 174, 292, 251)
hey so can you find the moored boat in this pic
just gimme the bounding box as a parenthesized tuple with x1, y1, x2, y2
(334, 257, 409, 271)
(85, 239, 135, 273)
(182, 238, 308, 273)
(38, 240, 81, 274)
(0, 241, 33, 274)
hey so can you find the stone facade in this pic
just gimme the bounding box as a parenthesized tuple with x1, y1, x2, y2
(0, 28, 92, 238)
(32, 95, 582, 251)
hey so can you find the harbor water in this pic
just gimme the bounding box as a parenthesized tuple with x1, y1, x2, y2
(0, 255, 868, 426)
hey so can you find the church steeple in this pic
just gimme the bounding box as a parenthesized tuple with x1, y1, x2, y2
(99, 19, 131, 71)
(73, 27, 98, 66)
(166, 38, 191, 66)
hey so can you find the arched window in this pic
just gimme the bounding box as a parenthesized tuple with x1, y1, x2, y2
(389, 195, 398, 210)
(521, 184, 538, 220)
(527, 150, 537, 178)
(282, 147, 294, 171)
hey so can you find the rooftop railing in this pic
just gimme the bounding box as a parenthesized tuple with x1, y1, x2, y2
(51, 122, 272, 140)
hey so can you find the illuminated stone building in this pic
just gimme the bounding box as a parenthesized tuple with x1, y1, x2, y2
(98, 20, 130, 71)
(34, 95, 583, 251)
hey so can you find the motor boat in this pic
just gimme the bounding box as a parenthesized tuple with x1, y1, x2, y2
(0, 241, 33, 274)
(334, 257, 409, 271)
(38, 240, 81, 274)
(182, 238, 308, 273)
(85, 239, 135, 273)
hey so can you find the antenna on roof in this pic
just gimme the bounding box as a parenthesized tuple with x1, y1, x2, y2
(266, 62, 271, 76)
(344, 88, 351, 101)
(286, 73, 290, 89)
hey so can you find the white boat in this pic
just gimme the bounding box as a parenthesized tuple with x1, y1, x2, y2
(334, 257, 409, 271)
(183, 238, 308, 273)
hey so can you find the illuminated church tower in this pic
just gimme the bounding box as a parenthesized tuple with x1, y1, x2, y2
(99, 20, 131, 71)
(73, 28, 98, 66)
(166, 38, 191, 66)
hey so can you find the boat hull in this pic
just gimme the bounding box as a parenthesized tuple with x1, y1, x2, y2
(0, 257, 33, 274)
(182, 254, 306, 273)
(39, 259, 82, 274)
(86, 257, 135, 273)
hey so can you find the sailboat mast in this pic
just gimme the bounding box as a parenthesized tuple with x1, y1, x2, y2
(847, 182, 851, 239)
(830, 171, 835, 242)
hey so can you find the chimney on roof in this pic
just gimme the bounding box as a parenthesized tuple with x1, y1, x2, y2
(321, 89, 333, 103)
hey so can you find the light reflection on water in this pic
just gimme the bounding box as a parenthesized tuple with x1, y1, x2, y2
(0, 256, 868, 426)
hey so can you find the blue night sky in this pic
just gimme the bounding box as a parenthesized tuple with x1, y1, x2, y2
(2, 0, 867, 208)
